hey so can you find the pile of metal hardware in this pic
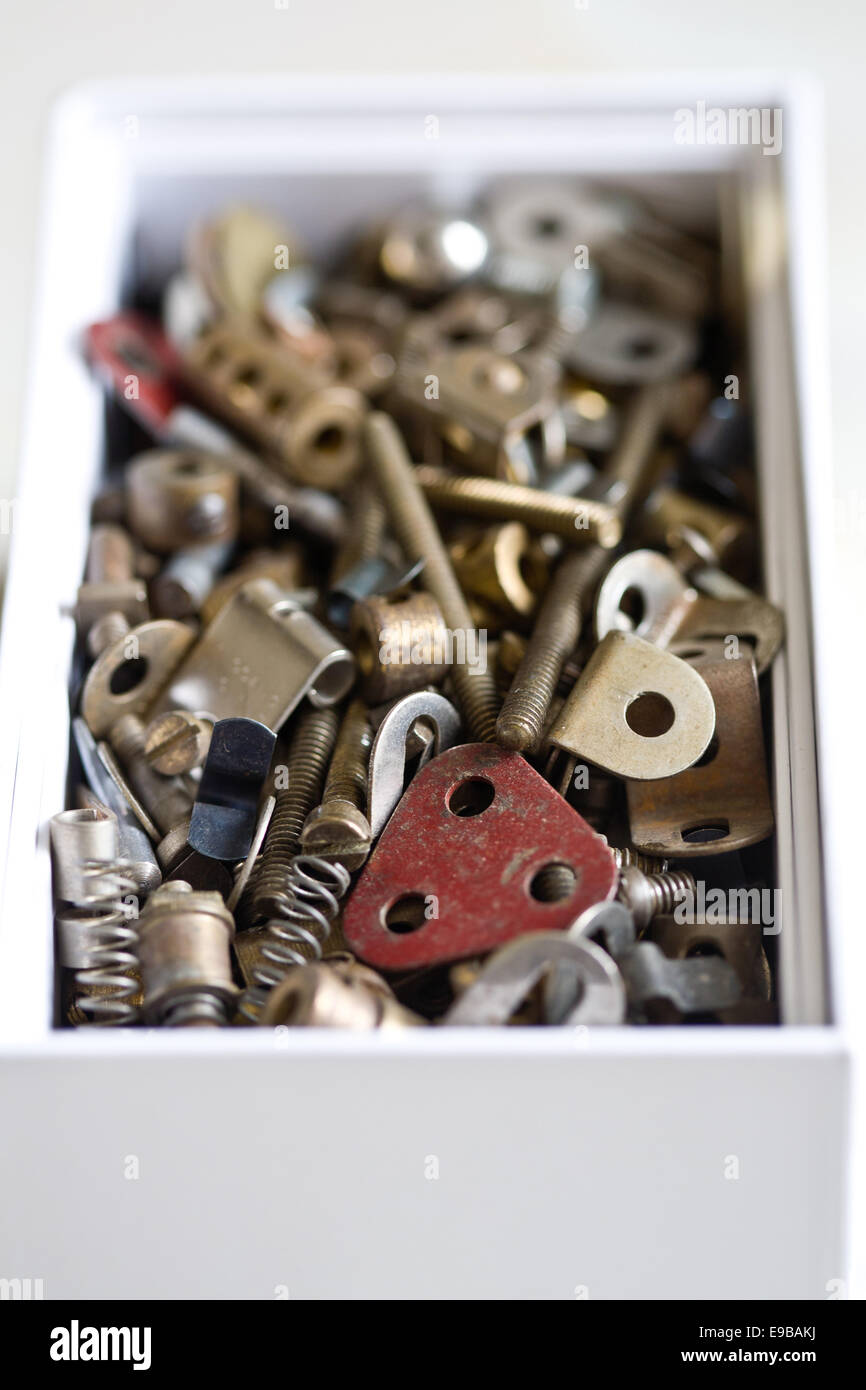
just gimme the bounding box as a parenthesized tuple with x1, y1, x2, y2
(49, 184, 783, 1029)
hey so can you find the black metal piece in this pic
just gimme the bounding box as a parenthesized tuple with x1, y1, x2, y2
(188, 718, 277, 861)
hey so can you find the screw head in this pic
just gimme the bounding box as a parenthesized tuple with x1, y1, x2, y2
(144, 711, 212, 775)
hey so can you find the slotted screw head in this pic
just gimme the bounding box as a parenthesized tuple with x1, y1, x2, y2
(144, 711, 212, 775)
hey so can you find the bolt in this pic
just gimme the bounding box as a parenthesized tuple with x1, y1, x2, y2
(617, 866, 696, 931)
(364, 412, 500, 742)
(87, 523, 135, 585)
(496, 545, 608, 752)
(108, 713, 194, 836)
(414, 465, 621, 548)
(151, 540, 233, 619)
(300, 699, 373, 870)
(247, 705, 340, 922)
(595, 381, 672, 525)
(74, 524, 148, 657)
(144, 710, 213, 774)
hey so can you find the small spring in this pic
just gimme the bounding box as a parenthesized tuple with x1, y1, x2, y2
(239, 855, 351, 1022)
(72, 860, 140, 1026)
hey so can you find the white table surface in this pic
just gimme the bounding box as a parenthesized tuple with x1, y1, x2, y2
(1, 0, 863, 1300)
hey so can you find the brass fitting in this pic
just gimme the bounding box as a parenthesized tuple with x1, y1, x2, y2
(260, 958, 424, 1029)
(138, 882, 237, 1027)
(126, 448, 240, 552)
(349, 591, 449, 703)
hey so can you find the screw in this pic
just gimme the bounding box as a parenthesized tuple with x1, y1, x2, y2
(247, 705, 340, 922)
(108, 713, 194, 836)
(144, 710, 212, 775)
(594, 381, 672, 525)
(364, 412, 500, 742)
(414, 464, 621, 548)
(617, 866, 696, 931)
(151, 540, 233, 619)
(74, 524, 148, 658)
(496, 545, 607, 752)
(300, 699, 373, 870)
(87, 523, 135, 585)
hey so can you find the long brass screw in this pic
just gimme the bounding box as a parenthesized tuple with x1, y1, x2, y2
(300, 698, 373, 870)
(365, 412, 499, 742)
(247, 705, 339, 922)
(496, 545, 607, 752)
(414, 465, 621, 549)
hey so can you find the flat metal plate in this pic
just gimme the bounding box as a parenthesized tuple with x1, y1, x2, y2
(343, 742, 617, 969)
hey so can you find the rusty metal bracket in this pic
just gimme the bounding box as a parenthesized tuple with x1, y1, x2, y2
(344, 742, 618, 970)
(393, 342, 563, 483)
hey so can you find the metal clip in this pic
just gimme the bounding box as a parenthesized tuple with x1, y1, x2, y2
(548, 631, 716, 781)
(595, 549, 784, 674)
(188, 718, 277, 861)
(153, 578, 355, 731)
(366, 690, 462, 839)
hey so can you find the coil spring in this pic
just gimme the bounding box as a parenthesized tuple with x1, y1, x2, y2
(72, 860, 140, 1026)
(239, 854, 351, 1022)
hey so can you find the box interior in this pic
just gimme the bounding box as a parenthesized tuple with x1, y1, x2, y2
(0, 85, 830, 1044)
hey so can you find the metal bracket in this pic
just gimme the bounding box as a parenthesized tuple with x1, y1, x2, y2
(627, 647, 773, 855)
(595, 549, 784, 674)
(444, 931, 625, 1026)
(618, 940, 741, 1022)
(81, 619, 196, 739)
(153, 578, 355, 731)
(548, 630, 716, 781)
(344, 742, 618, 970)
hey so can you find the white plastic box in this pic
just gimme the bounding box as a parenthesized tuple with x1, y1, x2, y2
(0, 75, 852, 1300)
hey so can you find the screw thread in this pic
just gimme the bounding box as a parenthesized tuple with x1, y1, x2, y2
(618, 866, 696, 929)
(249, 706, 339, 921)
(322, 698, 372, 810)
(365, 413, 499, 741)
(414, 465, 621, 549)
(330, 480, 387, 583)
(496, 546, 607, 752)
